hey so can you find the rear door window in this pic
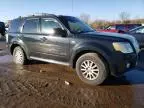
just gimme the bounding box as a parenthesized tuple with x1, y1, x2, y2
(41, 18, 62, 34)
(22, 19, 40, 33)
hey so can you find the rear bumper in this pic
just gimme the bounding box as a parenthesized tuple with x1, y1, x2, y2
(109, 52, 138, 77)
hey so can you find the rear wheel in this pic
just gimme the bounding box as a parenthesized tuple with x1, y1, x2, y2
(13, 46, 27, 65)
(76, 53, 108, 85)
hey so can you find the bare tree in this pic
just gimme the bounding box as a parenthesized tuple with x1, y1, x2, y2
(80, 13, 90, 24)
(91, 20, 110, 29)
(119, 12, 130, 24)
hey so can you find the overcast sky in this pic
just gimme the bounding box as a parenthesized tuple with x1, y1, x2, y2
(0, 0, 144, 21)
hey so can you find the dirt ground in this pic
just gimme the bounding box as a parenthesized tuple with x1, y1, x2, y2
(0, 41, 144, 108)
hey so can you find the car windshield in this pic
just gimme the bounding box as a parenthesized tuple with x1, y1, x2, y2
(59, 16, 95, 34)
(129, 26, 144, 32)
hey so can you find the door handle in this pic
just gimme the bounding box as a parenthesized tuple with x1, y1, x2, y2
(40, 37, 47, 42)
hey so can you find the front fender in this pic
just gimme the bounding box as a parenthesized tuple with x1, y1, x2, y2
(70, 42, 115, 72)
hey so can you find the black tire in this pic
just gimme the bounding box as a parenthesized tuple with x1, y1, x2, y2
(13, 46, 27, 65)
(76, 53, 108, 85)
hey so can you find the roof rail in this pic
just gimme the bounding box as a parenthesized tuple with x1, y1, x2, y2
(27, 13, 56, 17)
(16, 13, 57, 19)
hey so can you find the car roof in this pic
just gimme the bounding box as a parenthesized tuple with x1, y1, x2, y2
(12, 14, 74, 21)
(24, 14, 56, 19)
(11, 14, 57, 21)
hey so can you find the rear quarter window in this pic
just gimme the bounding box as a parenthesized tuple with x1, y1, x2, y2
(9, 19, 24, 33)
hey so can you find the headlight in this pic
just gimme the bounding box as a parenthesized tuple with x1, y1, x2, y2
(113, 42, 133, 53)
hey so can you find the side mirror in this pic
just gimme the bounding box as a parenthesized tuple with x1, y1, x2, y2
(54, 28, 67, 37)
(45, 28, 67, 37)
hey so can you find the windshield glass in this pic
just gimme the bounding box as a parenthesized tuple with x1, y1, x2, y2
(59, 16, 95, 34)
(129, 26, 144, 32)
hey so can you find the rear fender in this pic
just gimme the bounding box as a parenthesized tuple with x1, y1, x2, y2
(10, 38, 30, 59)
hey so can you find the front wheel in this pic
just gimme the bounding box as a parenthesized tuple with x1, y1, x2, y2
(13, 46, 27, 65)
(76, 53, 108, 85)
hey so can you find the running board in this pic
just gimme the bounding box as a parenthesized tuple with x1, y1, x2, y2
(30, 56, 69, 66)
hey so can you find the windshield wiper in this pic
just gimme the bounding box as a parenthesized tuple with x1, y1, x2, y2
(77, 30, 95, 34)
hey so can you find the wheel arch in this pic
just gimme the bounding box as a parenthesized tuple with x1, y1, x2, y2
(10, 43, 30, 59)
(71, 48, 114, 75)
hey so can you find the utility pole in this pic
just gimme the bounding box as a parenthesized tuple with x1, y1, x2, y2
(72, 0, 74, 13)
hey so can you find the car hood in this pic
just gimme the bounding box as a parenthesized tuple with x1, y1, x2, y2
(81, 31, 140, 53)
(82, 31, 133, 40)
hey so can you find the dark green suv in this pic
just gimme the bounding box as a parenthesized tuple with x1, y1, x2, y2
(7, 14, 139, 85)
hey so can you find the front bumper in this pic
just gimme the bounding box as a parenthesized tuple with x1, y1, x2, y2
(110, 52, 138, 77)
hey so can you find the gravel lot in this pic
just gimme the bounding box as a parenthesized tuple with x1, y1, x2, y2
(0, 41, 144, 108)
